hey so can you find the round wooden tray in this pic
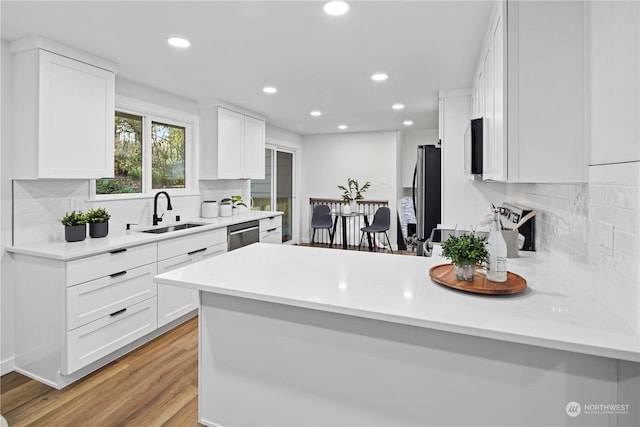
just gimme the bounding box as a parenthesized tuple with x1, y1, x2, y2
(429, 264, 527, 295)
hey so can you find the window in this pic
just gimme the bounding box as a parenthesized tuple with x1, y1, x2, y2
(95, 99, 195, 198)
(97, 111, 143, 194)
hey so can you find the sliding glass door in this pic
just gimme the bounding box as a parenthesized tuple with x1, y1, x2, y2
(251, 147, 295, 243)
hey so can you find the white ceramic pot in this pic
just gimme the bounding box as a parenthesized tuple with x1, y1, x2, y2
(220, 204, 232, 217)
(201, 201, 219, 218)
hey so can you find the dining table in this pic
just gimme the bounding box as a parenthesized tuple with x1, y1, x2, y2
(331, 210, 373, 250)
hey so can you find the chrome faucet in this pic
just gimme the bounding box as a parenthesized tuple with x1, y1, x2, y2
(153, 191, 173, 225)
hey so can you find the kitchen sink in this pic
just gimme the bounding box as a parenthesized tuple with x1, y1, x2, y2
(139, 223, 205, 234)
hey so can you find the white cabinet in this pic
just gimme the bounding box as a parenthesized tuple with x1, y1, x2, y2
(259, 215, 283, 244)
(12, 242, 157, 388)
(157, 229, 227, 327)
(10, 38, 116, 179)
(199, 105, 265, 179)
(472, 1, 586, 183)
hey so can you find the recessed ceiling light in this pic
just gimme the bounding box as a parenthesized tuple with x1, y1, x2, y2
(310, 110, 322, 117)
(262, 86, 277, 94)
(324, 1, 350, 16)
(403, 120, 414, 126)
(392, 103, 405, 110)
(338, 124, 348, 130)
(371, 73, 388, 82)
(167, 37, 191, 48)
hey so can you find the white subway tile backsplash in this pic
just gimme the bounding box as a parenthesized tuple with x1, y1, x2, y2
(497, 162, 639, 326)
(11, 179, 251, 245)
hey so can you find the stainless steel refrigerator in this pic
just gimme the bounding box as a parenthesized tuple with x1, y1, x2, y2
(412, 145, 441, 256)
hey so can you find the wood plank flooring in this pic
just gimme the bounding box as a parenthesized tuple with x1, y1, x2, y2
(1, 317, 200, 427)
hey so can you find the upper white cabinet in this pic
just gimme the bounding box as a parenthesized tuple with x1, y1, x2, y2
(199, 105, 265, 180)
(11, 38, 116, 179)
(472, 1, 586, 183)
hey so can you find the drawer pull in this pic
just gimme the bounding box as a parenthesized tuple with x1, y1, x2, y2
(109, 308, 127, 317)
(267, 228, 277, 232)
(110, 270, 127, 278)
(187, 248, 208, 256)
(110, 248, 127, 254)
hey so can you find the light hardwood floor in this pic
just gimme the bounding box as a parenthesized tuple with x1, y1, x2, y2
(1, 317, 200, 427)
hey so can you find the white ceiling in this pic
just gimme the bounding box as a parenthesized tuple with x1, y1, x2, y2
(1, 0, 494, 135)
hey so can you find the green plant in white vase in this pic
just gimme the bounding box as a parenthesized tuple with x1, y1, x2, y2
(338, 178, 370, 212)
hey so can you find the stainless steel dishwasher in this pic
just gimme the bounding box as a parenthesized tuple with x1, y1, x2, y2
(227, 220, 260, 251)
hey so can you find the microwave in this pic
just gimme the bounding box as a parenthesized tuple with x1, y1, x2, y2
(464, 117, 483, 175)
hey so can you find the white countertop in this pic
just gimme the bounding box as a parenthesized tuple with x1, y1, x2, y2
(6, 211, 282, 261)
(155, 243, 640, 362)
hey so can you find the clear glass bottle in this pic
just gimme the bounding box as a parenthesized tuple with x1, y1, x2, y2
(486, 209, 507, 282)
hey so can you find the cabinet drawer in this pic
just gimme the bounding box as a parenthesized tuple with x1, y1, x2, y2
(259, 215, 282, 232)
(66, 243, 157, 286)
(158, 228, 226, 261)
(260, 229, 282, 244)
(65, 297, 157, 375)
(67, 263, 157, 330)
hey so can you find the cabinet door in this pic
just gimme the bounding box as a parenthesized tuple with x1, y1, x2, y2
(243, 115, 266, 179)
(157, 254, 199, 328)
(217, 107, 244, 179)
(39, 50, 115, 179)
(481, 7, 507, 182)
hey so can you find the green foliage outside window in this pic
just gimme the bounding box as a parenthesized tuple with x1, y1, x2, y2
(151, 121, 185, 189)
(96, 112, 186, 195)
(97, 111, 142, 194)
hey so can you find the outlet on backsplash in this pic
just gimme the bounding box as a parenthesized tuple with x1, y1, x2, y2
(598, 222, 615, 257)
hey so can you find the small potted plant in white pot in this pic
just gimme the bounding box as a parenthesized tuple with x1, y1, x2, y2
(231, 195, 247, 215)
(85, 207, 111, 238)
(61, 210, 87, 242)
(440, 234, 489, 281)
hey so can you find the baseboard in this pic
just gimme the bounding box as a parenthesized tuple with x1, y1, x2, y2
(1, 356, 15, 376)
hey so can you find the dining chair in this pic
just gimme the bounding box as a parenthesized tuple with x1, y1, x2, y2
(358, 207, 392, 253)
(310, 204, 334, 246)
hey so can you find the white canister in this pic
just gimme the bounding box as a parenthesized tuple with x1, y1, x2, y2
(219, 203, 232, 217)
(201, 201, 219, 218)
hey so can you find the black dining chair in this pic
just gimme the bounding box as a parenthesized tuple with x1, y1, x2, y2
(358, 207, 392, 253)
(310, 205, 334, 247)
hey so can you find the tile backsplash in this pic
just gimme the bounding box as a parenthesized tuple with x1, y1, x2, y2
(11, 179, 250, 245)
(498, 162, 639, 325)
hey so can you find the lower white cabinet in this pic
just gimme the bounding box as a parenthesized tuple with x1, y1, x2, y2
(259, 216, 283, 244)
(157, 229, 227, 327)
(65, 298, 157, 375)
(11, 242, 158, 388)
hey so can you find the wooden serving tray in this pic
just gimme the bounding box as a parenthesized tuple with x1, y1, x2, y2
(429, 264, 527, 295)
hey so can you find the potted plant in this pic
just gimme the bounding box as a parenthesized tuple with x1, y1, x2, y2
(440, 234, 489, 281)
(85, 207, 111, 238)
(338, 178, 370, 213)
(230, 195, 247, 214)
(61, 210, 87, 242)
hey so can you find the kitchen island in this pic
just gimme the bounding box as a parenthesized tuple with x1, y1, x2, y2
(155, 243, 639, 427)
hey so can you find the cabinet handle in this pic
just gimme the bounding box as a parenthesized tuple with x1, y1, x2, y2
(110, 248, 127, 254)
(110, 270, 127, 278)
(110, 308, 127, 317)
(267, 228, 277, 232)
(187, 248, 207, 256)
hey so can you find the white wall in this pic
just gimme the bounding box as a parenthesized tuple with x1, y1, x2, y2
(440, 90, 504, 227)
(300, 131, 399, 245)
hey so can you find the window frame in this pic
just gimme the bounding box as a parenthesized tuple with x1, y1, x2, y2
(91, 96, 198, 200)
